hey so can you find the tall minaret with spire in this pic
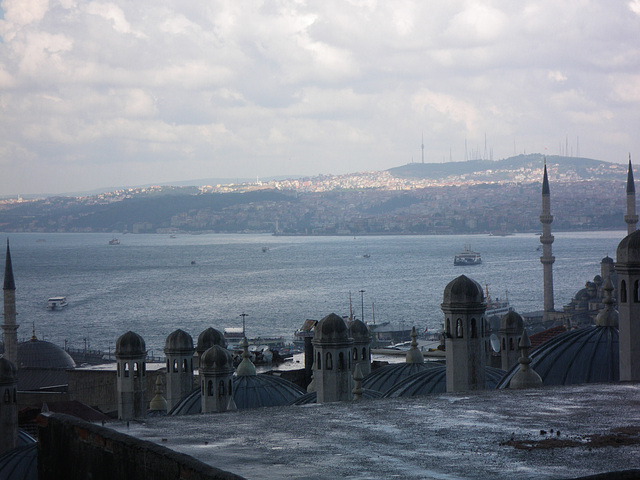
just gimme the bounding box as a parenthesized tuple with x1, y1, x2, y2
(625, 154, 638, 236)
(540, 162, 555, 319)
(2, 239, 18, 366)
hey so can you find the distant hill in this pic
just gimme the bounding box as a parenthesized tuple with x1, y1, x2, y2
(387, 154, 625, 183)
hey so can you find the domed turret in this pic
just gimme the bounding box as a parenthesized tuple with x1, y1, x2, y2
(616, 230, 640, 265)
(196, 327, 226, 354)
(0, 357, 16, 386)
(499, 311, 524, 334)
(115, 331, 146, 358)
(499, 310, 524, 371)
(348, 318, 372, 376)
(348, 319, 369, 342)
(442, 275, 484, 307)
(616, 229, 640, 381)
(314, 313, 349, 343)
(200, 345, 233, 372)
(164, 329, 193, 354)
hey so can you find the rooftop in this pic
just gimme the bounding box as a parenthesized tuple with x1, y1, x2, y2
(111, 382, 640, 480)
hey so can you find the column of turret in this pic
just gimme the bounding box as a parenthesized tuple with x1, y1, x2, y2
(2, 240, 18, 367)
(540, 163, 555, 319)
(625, 155, 638, 236)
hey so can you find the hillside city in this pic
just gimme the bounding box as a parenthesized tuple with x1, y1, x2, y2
(0, 155, 630, 235)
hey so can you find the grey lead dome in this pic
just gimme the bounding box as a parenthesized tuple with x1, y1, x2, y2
(115, 331, 146, 358)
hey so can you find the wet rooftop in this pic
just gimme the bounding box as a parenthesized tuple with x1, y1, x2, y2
(111, 383, 640, 480)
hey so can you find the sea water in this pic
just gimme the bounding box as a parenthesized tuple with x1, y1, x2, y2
(0, 231, 624, 356)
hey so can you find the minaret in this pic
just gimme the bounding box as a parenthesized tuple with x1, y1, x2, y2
(625, 154, 638, 236)
(2, 239, 18, 367)
(540, 162, 555, 319)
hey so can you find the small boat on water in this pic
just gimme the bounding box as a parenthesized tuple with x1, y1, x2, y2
(108, 238, 120, 245)
(454, 247, 482, 266)
(47, 296, 68, 310)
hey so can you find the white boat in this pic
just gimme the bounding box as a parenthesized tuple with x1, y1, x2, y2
(454, 247, 482, 265)
(47, 296, 68, 310)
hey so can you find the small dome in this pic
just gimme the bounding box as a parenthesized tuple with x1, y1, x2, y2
(499, 311, 524, 334)
(362, 362, 440, 394)
(200, 345, 233, 372)
(601, 256, 614, 264)
(115, 331, 146, 358)
(442, 275, 484, 306)
(196, 327, 226, 354)
(313, 313, 349, 343)
(164, 329, 194, 354)
(18, 338, 76, 369)
(383, 365, 505, 398)
(0, 356, 17, 384)
(496, 326, 619, 389)
(617, 230, 640, 265)
(348, 319, 370, 343)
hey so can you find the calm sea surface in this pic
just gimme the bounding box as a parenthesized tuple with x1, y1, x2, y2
(0, 231, 625, 357)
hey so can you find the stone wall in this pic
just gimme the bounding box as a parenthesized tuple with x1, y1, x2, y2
(37, 413, 246, 480)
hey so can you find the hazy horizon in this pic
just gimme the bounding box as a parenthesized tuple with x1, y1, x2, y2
(1, 1, 639, 196)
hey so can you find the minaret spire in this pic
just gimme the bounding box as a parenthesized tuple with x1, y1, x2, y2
(625, 154, 638, 235)
(539, 161, 555, 319)
(2, 239, 19, 366)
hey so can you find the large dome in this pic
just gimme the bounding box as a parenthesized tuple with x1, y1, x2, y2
(313, 313, 349, 344)
(115, 331, 146, 358)
(442, 275, 484, 307)
(17, 338, 75, 370)
(496, 326, 618, 389)
(383, 365, 506, 398)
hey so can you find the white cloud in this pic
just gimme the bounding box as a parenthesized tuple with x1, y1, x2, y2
(0, 0, 639, 194)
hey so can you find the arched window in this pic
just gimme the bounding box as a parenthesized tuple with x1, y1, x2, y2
(338, 352, 345, 370)
(207, 380, 213, 396)
(317, 352, 322, 370)
(183, 359, 188, 373)
(471, 319, 477, 338)
(456, 319, 463, 338)
(218, 380, 225, 397)
(3, 389, 9, 404)
(353, 348, 358, 360)
(362, 347, 367, 360)
(502, 338, 506, 351)
(134, 362, 139, 378)
(173, 360, 178, 373)
(621, 280, 628, 303)
(124, 362, 129, 378)
(228, 379, 232, 395)
(509, 338, 514, 351)
(326, 352, 333, 370)
(635, 280, 640, 303)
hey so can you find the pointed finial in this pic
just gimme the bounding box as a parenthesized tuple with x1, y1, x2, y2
(595, 278, 618, 327)
(235, 337, 256, 376)
(4, 238, 16, 291)
(405, 326, 424, 364)
(31, 323, 37, 341)
(149, 376, 168, 411)
(542, 161, 550, 195)
(627, 154, 635, 194)
(509, 329, 542, 389)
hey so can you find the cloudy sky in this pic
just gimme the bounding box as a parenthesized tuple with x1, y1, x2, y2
(0, 0, 639, 195)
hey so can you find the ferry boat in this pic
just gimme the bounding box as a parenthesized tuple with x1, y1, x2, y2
(47, 296, 68, 310)
(485, 284, 513, 318)
(108, 238, 120, 245)
(454, 247, 482, 265)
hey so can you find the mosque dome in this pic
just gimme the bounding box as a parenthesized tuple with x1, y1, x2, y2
(0, 443, 37, 480)
(348, 319, 370, 343)
(616, 229, 640, 264)
(196, 327, 226, 354)
(499, 311, 524, 334)
(383, 365, 506, 398)
(313, 313, 349, 344)
(17, 338, 75, 370)
(169, 374, 305, 415)
(200, 345, 233, 372)
(362, 362, 440, 394)
(115, 331, 146, 358)
(0, 356, 17, 384)
(496, 326, 619, 389)
(164, 329, 194, 354)
(442, 275, 484, 307)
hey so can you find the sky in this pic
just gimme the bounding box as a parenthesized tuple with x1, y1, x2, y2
(0, 0, 639, 195)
